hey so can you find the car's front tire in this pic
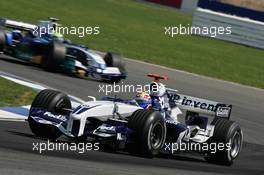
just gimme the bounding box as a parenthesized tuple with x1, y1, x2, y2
(28, 89, 71, 140)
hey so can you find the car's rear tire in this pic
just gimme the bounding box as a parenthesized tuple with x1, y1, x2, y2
(104, 52, 126, 83)
(204, 118, 243, 166)
(28, 89, 71, 140)
(42, 42, 66, 71)
(0, 29, 6, 52)
(128, 109, 166, 157)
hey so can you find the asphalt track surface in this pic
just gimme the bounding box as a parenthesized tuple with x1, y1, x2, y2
(0, 55, 264, 175)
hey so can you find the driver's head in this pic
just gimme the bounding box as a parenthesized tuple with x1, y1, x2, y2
(149, 82, 166, 97)
(52, 32, 64, 41)
(135, 92, 152, 109)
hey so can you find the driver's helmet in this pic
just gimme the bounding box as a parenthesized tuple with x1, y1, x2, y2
(52, 32, 64, 41)
(135, 92, 152, 109)
(12, 30, 22, 40)
(149, 82, 166, 97)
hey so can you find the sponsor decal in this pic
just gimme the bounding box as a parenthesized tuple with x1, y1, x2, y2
(73, 104, 100, 114)
(98, 124, 116, 132)
(167, 92, 218, 112)
(44, 112, 67, 122)
(167, 92, 232, 117)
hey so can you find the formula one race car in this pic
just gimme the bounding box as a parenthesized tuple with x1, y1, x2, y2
(0, 17, 126, 83)
(28, 74, 243, 165)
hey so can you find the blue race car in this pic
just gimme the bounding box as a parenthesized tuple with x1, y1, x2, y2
(0, 17, 126, 83)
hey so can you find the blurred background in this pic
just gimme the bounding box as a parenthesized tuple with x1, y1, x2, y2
(0, 0, 263, 88)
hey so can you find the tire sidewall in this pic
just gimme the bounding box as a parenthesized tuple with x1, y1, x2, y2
(146, 119, 166, 153)
(206, 119, 243, 165)
(138, 111, 166, 156)
(225, 123, 243, 163)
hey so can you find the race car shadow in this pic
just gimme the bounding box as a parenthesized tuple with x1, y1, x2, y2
(4, 126, 264, 175)
(100, 147, 205, 164)
(157, 153, 205, 163)
(6, 130, 51, 142)
(0, 55, 31, 67)
(6, 129, 205, 164)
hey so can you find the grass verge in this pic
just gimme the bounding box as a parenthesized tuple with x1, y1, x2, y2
(0, 0, 263, 88)
(0, 78, 36, 107)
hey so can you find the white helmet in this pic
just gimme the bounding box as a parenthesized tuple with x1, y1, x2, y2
(149, 82, 166, 97)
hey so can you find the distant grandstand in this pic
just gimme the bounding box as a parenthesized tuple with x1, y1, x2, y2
(220, 0, 264, 11)
(193, 0, 264, 49)
(146, 0, 264, 13)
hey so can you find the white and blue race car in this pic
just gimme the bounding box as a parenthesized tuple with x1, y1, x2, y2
(0, 17, 126, 83)
(28, 74, 243, 166)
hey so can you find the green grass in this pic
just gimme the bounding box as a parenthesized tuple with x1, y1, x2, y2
(0, 78, 36, 106)
(0, 0, 263, 88)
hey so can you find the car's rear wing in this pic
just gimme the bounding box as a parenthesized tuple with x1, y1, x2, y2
(0, 18, 36, 31)
(167, 90, 232, 119)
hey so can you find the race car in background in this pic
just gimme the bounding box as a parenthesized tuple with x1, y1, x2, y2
(27, 74, 243, 166)
(0, 17, 126, 83)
